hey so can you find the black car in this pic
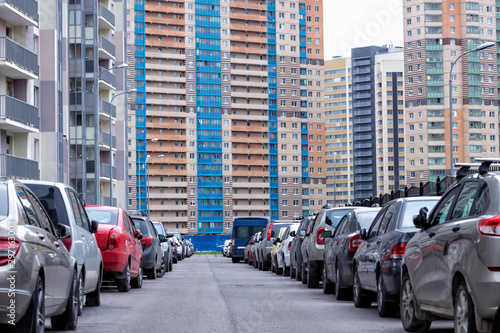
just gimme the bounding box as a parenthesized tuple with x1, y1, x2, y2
(352, 197, 440, 317)
(323, 208, 380, 299)
(131, 216, 164, 279)
(289, 216, 315, 281)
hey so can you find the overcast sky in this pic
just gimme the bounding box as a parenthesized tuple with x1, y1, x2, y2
(323, 0, 404, 59)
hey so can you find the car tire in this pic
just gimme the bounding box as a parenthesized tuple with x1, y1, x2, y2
(147, 257, 157, 280)
(77, 272, 84, 316)
(131, 261, 143, 289)
(400, 273, 432, 332)
(283, 256, 290, 277)
(353, 269, 371, 308)
(157, 258, 166, 278)
(86, 269, 101, 307)
(301, 263, 307, 285)
(307, 262, 319, 288)
(277, 263, 283, 275)
(169, 258, 173, 272)
(232, 257, 239, 263)
(173, 256, 178, 264)
(335, 263, 350, 301)
(377, 272, 397, 318)
(51, 269, 78, 330)
(454, 281, 478, 333)
(117, 262, 131, 292)
(322, 266, 334, 294)
(16, 275, 44, 333)
(258, 259, 263, 270)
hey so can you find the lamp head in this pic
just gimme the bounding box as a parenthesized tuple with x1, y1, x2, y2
(476, 42, 495, 51)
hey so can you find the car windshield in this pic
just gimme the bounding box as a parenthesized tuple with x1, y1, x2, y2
(235, 225, 266, 238)
(357, 211, 380, 230)
(132, 218, 150, 236)
(86, 209, 118, 225)
(0, 184, 7, 221)
(153, 223, 165, 236)
(401, 200, 439, 228)
(326, 209, 352, 229)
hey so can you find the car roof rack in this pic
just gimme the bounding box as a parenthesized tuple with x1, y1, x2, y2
(454, 159, 500, 180)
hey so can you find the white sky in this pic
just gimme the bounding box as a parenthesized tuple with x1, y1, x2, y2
(323, 0, 404, 59)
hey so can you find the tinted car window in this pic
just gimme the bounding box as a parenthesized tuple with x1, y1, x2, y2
(326, 209, 352, 229)
(70, 190, 91, 232)
(368, 207, 387, 239)
(401, 200, 439, 228)
(0, 184, 8, 220)
(28, 185, 69, 227)
(472, 184, 489, 216)
(377, 204, 396, 235)
(356, 211, 380, 231)
(148, 221, 158, 237)
(86, 209, 118, 225)
(451, 182, 480, 220)
(133, 218, 150, 236)
(334, 215, 349, 236)
(431, 186, 460, 225)
(154, 223, 165, 236)
(24, 189, 55, 235)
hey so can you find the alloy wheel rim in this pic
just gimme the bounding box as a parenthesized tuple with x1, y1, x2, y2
(138, 266, 143, 286)
(455, 289, 468, 333)
(72, 275, 78, 322)
(36, 282, 44, 333)
(126, 265, 131, 288)
(78, 276, 84, 313)
(401, 280, 414, 325)
(377, 277, 383, 311)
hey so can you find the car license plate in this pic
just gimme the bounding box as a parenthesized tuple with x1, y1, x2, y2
(238, 246, 245, 249)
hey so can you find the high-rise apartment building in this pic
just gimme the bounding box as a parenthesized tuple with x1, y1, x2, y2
(128, 0, 325, 235)
(325, 46, 405, 204)
(403, 0, 498, 184)
(0, 0, 40, 180)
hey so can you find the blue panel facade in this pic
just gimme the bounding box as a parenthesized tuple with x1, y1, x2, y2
(299, 2, 309, 216)
(267, 0, 279, 220)
(196, 0, 223, 234)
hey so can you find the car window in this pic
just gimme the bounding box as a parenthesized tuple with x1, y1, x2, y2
(17, 187, 42, 229)
(148, 221, 158, 237)
(154, 223, 165, 236)
(368, 206, 387, 239)
(326, 209, 352, 229)
(86, 208, 118, 225)
(28, 184, 69, 227)
(24, 189, 56, 236)
(377, 204, 396, 235)
(401, 200, 439, 228)
(133, 218, 149, 236)
(471, 184, 489, 216)
(311, 211, 324, 231)
(69, 190, 91, 232)
(67, 189, 84, 228)
(126, 215, 136, 235)
(335, 215, 349, 236)
(430, 186, 460, 225)
(450, 182, 480, 220)
(356, 211, 380, 231)
(123, 213, 131, 233)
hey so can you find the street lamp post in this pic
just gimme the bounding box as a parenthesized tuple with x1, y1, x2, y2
(108, 88, 136, 206)
(333, 152, 337, 207)
(146, 154, 164, 218)
(449, 41, 495, 178)
(139, 138, 158, 214)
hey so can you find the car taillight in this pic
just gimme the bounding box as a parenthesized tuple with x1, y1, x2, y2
(0, 238, 20, 266)
(232, 236, 235, 249)
(140, 236, 153, 247)
(108, 230, 120, 250)
(267, 223, 273, 241)
(348, 233, 362, 253)
(479, 215, 500, 236)
(288, 241, 292, 249)
(317, 228, 325, 245)
(61, 237, 72, 252)
(390, 242, 407, 259)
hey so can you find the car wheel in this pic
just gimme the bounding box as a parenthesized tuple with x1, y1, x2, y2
(16, 275, 44, 333)
(77, 272, 84, 316)
(51, 268, 78, 330)
(353, 269, 371, 308)
(290, 261, 296, 279)
(301, 263, 307, 284)
(258, 259, 263, 270)
(157, 258, 166, 278)
(131, 262, 143, 289)
(86, 269, 101, 307)
(307, 262, 319, 288)
(232, 257, 239, 263)
(147, 257, 157, 280)
(173, 256, 178, 264)
(400, 273, 431, 332)
(283, 256, 290, 277)
(455, 281, 478, 333)
(169, 258, 173, 272)
(322, 266, 334, 294)
(335, 263, 350, 301)
(117, 262, 131, 292)
(377, 272, 397, 318)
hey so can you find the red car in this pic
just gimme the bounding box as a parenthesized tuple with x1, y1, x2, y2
(85, 206, 143, 292)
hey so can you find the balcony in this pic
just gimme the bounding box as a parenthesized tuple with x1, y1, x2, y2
(0, 154, 39, 179)
(0, 37, 38, 79)
(100, 99, 117, 119)
(100, 163, 117, 180)
(99, 131, 116, 150)
(0, 95, 38, 132)
(99, 67, 116, 90)
(101, 196, 117, 207)
(99, 36, 115, 60)
(0, 0, 38, 26)
(98, 3, 115, 30)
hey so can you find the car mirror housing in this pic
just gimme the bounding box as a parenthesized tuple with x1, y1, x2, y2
(290, 231, 296, 237)
(413, 207, 429, 229)
(158, 234, 168, 243)
(134, 229, 143, 239)
(57, 224, 72, 239)
(90, 220, 99, 234)
(359, 228, 368, 240)
(298, 230, 306, 237)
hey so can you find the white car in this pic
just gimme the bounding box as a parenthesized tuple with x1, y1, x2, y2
(277, 224, 299, 276)
(223, 239, 232, 256)
(23, 181, 103, 315)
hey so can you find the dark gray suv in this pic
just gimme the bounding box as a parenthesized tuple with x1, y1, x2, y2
(131, 216, 164, 279)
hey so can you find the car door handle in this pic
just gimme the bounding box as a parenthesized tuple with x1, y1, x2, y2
(452, 226, 461, 233)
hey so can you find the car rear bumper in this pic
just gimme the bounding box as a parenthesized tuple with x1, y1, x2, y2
(0, 261, 34, 325)
(102, 249, 128, 274)
(469, 268, 500, 320)
(382, 259, 403, 296)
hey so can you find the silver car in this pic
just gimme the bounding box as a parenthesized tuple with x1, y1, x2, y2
(0, 178, 78, 332)
(402, 159, 500, 333)
(23, 180, 103, 314)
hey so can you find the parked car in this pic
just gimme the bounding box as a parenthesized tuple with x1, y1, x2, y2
(131, 216, 164, 279)
(257, 220, 297, 271)
(251, 231, 263, 268)
(244, 234, 256, 264)
(170, 236, 183, 261)
(85, 206, 143, 292)
(231, 217, 268, 263)
(152, 222, 173, 273)
(23, 180, 103, 314)
(277, 224, 299, 276)
(168, 231, 186, 260)
(323, 208, 380, 299)
(186, 239, 194, 256)
(290, 216, 315, 280)
(271, 227, 288, 274)
(171, 237, 179, 263)
(0, 178, 78, 331)
(402, 160, 500, 333)
(352, 197, 439, 318)
(223, 239, 232, 257)
(302, 206, 359, 288)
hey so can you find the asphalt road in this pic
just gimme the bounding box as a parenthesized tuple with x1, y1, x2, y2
(49, 254, 454, 333)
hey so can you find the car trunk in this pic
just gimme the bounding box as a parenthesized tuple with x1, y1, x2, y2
(95, 224, 116, 252)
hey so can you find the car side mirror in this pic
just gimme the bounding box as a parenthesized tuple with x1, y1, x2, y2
(413, 207, 429, 229)
(57, 224, 72, 239)
(290, 231, 296, 237)
(322, 230, 333, 238)
(159, 234, 168, 243)
(166, 234, 174, 238)
(359, 228, 368, 240)
(298, 230, 306, 237)
(90, 220, 99, 234)
(134, 229, 143, 239)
